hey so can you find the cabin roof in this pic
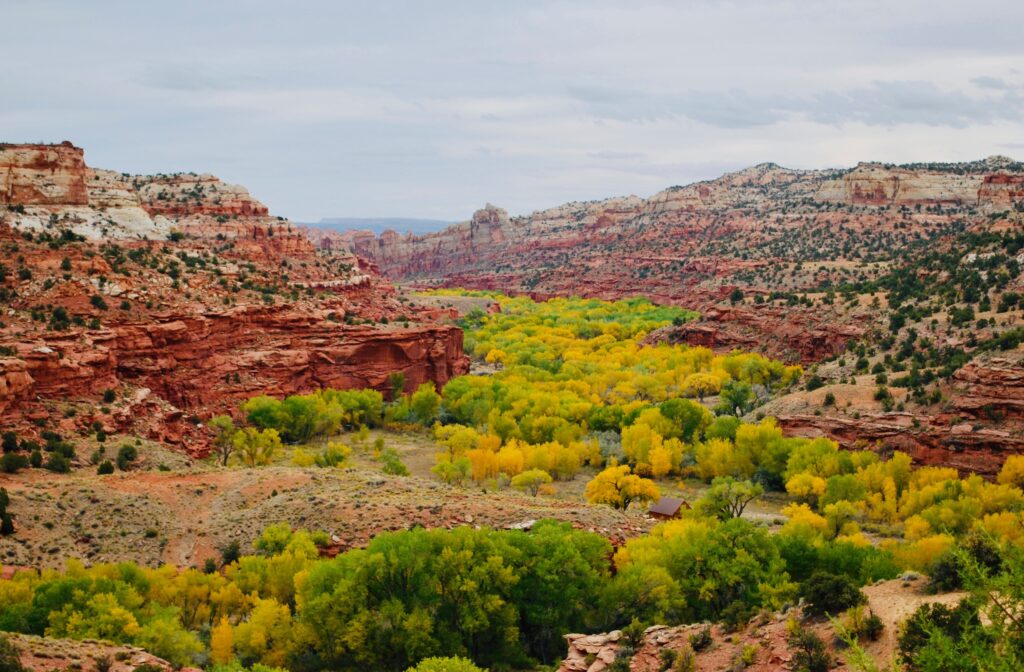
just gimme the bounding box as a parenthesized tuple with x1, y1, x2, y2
(649, 496, 687, 517)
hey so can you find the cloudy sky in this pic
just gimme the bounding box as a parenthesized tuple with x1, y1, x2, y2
(3, 1, 1023, 222)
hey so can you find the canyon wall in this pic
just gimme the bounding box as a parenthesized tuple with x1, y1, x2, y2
(0, 142, 469, 453)
(335, 158, 1024, 306)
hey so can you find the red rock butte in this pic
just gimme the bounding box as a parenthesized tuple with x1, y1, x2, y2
(0, 142, 469, 455)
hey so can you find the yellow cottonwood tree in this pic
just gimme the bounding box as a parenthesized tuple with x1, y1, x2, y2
(585, 465, 660, 510)
(210, 617, 234, 664)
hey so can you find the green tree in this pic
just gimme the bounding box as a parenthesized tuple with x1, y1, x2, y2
(389, 372, 408, 400)
(116, 444, 138, 471)
(410, 383, 442, 424)
(232, 428, 282, 467)
(208, 415, 237, 466)
(695, 477, 763, 520)
(715, 381, 755, 416)
(407, 657, 483, 672)
(510, 469, 552, 496)
(432, 458, 471, 486)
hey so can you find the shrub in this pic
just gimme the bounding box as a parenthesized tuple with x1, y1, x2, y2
(44, 453, 71, 473)
(841, 605, 884, 641)
(1, 432, 16, 453)
(315, 442, 351, 468)
(0, 453, 29, 474)
(689, 626, 713, 652)
(406, 657, 484, 672)
(102, 389, 116, 403)
(898, 602, 982, 671)
(0, 633, 25, 672)
(622, 617, 647, 648)
(510, 469, 553, 496)
(381, 448, 410, 476)
(116, 444, 138, 471)
(219, 540, 241, 566)
(788, 625, 831, 672)
(799, 571, 866, 617)
(97, 460, 115, 475)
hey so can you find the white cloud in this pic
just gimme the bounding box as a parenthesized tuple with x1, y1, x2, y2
(1, 0, 1023, 220)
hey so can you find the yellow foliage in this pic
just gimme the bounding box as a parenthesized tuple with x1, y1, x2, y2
(975, 511, 1024, 545)
(622, 422, 663, 471)
(291, 448, 316, 467)
(891, 534, 955, 572)
(210, 616, 234, 664)
(785, 473, 827, 504)
(233, 598, 293, 667)
(649, 444, 674, 478)
(904, 515, 932, 541)
(694, 438, 754, 480)
(779, 503, 828, 537)
(585, 465, 660, 510)
(998, 454, 1024, 487)
(466, 447, 500, 482)
(496, 445, 525, 476)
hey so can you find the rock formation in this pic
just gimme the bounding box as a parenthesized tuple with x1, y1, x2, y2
(0, 142, 469, 454)
(558, 578, 964, 672)
(762, 351, 1024, 477)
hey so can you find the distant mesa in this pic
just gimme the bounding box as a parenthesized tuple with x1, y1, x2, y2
(309, 217, 456, 236)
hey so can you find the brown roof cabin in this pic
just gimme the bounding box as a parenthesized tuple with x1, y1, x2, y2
(648, 496, 689, 520)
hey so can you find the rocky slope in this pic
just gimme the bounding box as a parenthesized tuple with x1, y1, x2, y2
(558, 578, 964, 672)
(760, 350, 1024, 477)
(334, 157, 1024, 474)
(339, 158, 1023, 359)
(0, 142, 468, 453)
(342, 158, 1024, 300)
(3, 633, 180, 672)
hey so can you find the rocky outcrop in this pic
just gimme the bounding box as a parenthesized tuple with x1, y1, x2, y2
(134, 172, 270, 218)
(0, 142, 471, 455)
(5, 632, 182, 672)
(0, 358, 33, 415)
(0, 142, 312, 248)
(7, 312, 467, 451)
(949, 355, 1024, 419)
(979, 173, 1024, 208)
(816, 163, 983, 205)
(644, 304, 866, 365)
(337, 158, 1024, 303)
(558, 579, 964, 672)
(0, 141, 89, 205)
(775, 412, 1024, 477)
(769, 351, 1024, 476)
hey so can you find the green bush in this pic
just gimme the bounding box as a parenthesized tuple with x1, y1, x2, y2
(97, 460, 115, 475)
(0, 633, 25, 672)
(788, 626, 831, 672)
(44, 453, 71, 473)
(799, 571, 866, 617)
(1, 432, 16, 453)
(898, 602, 983, 671)
(689, 626, 713, 652)
(116, 444, 138, 471)
(0, 453, 29, 474)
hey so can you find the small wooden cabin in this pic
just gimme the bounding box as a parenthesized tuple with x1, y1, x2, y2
(648, 496, 689, 520)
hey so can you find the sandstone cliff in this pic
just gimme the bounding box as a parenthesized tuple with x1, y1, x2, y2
(0, 142, 469, 453)
(338, 158, 1024, 312)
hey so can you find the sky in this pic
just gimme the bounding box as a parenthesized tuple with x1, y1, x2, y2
(3, 0, 1023, 222)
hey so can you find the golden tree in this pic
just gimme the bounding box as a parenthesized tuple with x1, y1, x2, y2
(585, 465, 660, 510)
